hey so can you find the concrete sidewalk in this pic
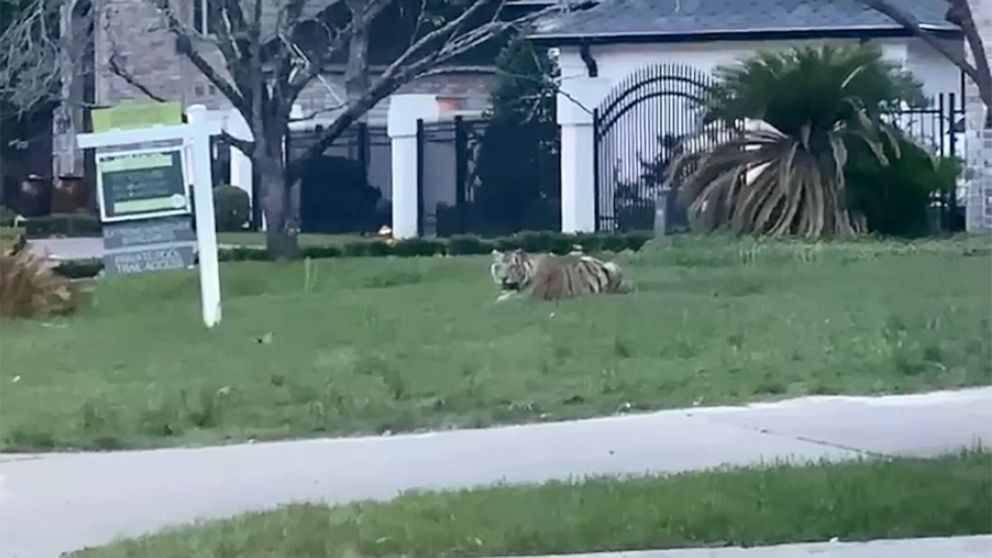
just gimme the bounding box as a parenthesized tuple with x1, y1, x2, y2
(500, 536, 992, 557)
(1, 387, 989, 558)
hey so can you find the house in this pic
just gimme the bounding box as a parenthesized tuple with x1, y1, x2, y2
(31, 0, 550, 228)
(527, 0, 971, 232)
(42, 0, 544, 180)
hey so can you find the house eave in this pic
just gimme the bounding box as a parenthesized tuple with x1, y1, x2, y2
(528, 25, 963, 46)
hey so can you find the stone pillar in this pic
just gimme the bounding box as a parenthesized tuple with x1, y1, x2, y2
(557, 77, 610, 233)
(965, 0, 992, 232)
(965, 129, 992, 232)
(387, 94, 438, 239)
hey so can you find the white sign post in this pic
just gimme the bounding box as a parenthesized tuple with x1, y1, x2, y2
(77, 105, 223, 328)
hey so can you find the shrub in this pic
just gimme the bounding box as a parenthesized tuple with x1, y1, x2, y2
(846, 138, 962, 237)
(446, 235, 497, 255)
(674, 45, 924, 237)
(41, 232, 653, 283)
(52, 259, 103, 279)
(0, 206, 17, 227)
(300, 245, 343, 259)
(219, 247, 268, 262)
(213, 185, 250, 232)
(616, 201, 655, 232)
(299, 155, 388, 234)
(391, 238, 446, 257)
(1, 240, 80, 318)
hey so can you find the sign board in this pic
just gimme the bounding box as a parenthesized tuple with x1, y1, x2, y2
(96, 147, 191, 222)
(105, 244, 196, 275)
(79, 104, 223, 327)
(101, 216, 196, 275)
(91, 101, 183, 133)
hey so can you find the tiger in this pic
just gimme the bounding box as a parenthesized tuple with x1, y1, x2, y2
(490, 248, 633, 302)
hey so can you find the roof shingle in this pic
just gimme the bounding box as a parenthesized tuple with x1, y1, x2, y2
(530, 0, 959, 41)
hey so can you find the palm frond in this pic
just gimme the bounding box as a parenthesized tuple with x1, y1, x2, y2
(675, 44, 926, 238)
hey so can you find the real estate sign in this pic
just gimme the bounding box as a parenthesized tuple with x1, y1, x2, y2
(96, 148, 190, 222)
(88, 101, 197, 275)
(79, 103, 223, 326)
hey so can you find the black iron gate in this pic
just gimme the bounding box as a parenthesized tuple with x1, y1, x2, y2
(593, 64, 728, 232)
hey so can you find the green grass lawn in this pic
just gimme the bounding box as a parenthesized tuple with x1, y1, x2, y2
(69, 451, 992, 557)
(1, 236, 990, 451)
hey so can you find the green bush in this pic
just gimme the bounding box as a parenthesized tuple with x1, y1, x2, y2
(52, 259, 104, 279)
(47, 232, 655, 280)
(846, 138, 962, 237)
(213, 185, 251, 232)
(391, 238, 446, 257)
(447, 235, 497, 255)
(221, 246, 269, 262)
(23, 214, 101, 238)
(0, 206, 17, 227)
(300, 245, 343, 259)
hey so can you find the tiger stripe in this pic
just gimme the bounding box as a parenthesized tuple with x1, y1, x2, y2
(490, 249, 633, 301)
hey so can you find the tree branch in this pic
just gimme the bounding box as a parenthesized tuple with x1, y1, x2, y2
(143, 0, 251, 115)
(854, 0, 991, 117)
(292, 0, 560, 169)
(856, 0, 978, 75)
(945, 0, 992, 120)
(107, 52, 167, 102)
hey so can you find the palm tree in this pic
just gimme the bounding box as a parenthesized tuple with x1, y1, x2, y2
(668, 45, 925, 237)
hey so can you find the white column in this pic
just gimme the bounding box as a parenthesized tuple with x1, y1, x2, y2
(223, 108, 264, 231)
(387, 94, 439, 239)
(557, 76, 611, 233)
(225, 110, 253, 202)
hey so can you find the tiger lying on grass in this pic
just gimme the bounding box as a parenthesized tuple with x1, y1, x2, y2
(490, 248, 633, 302)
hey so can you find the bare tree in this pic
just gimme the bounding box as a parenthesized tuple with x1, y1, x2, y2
(0, 0, 95, 176)
(102, 0, 556, 259)
(855, 0, 991, 124)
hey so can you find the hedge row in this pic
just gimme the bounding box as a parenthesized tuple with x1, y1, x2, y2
(53, 231, 653, 279)
(23, 214, 102, 238)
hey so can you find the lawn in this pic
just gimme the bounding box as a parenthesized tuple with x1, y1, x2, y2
(69, 451, 992, 557)
(1, 236, 990, 451)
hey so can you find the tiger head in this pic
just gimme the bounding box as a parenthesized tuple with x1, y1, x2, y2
(490, 249, 532, 291)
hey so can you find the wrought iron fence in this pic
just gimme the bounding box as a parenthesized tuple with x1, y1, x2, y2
(593, 63, 733, 233)
(417, 115, 560, 237)
(287, 123, 392, 234)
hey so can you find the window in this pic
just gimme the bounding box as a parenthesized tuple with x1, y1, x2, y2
(192, 0, 215, 34)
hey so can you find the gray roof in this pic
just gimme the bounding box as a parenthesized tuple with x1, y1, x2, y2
(530, 0, 960, 42)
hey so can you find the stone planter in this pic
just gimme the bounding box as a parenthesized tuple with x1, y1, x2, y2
(51, 174, 90, 214)
(17, 174, 51, 217)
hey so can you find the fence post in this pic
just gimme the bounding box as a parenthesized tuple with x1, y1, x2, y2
(358, 122, 370, 175)
(592, 108, 600, 231)
(416, 118, 425, 237)
(654, 186, 670, 237)
(948, 92, 959, 226)
(454, 115, 466, 208)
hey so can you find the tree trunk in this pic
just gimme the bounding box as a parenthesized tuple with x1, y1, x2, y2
(53, 0, 86, 179)
(345, 10, 370, 123)
(256, 128, 299, 260)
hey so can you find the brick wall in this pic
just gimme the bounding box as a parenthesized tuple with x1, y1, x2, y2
(93, 0, 495, 121)
(965, 0, 992, 231)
